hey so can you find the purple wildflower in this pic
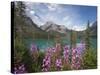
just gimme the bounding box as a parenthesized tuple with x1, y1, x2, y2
(51, 47, 56, 52)
(55, 58, 62, 70)
(45, 47, 52, 56)
(42, 55, 51, 72)
(71, 47, 81, 69)
(63, 45, 69, 62)
(14, 64, 27, 74)
(30, 43, 38, 52)
(76, 43, 85, 55)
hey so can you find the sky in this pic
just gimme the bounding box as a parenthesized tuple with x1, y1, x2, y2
(25, 2, 97, 31)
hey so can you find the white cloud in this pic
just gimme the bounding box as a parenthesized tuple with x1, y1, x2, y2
(30, 10, 35, 14)
(62, 16, 87, 31)
(63, 16, 70, 21)
(43, 13, 56, 22)
(72, 25, 86, 31)
(46, 3, 60, 11)
(25, 2, 33, 5)
(24, 2, 90, 31)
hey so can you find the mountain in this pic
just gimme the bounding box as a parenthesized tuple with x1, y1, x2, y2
(90, 21, 97, 37)
(14, 2, 51, 39)
(40, 21, 68, 34)
(14, 2, 97, 39)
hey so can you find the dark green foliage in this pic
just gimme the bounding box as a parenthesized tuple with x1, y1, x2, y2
(14, 37, 25, 64)
(82, 21, 97, 69)
(32, 51, 44, 72)
(14, 37, 44, 72)
(22, 49, 33, 72)
(13, 2, 48, 72)
(13, 1, 97, 72)
(22, 50, 44, 72)
(82, 48, 97, 69)
(85, 21, 90, 50)
(14, 1, 26, 17)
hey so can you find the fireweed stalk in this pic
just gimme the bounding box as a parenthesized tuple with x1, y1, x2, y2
(42, 43, 85, 71)
(71, 47, 81, 69)
(63, 45, 70, 63)
(14, 64, 27, 74)
(42, 48, 52, 71)
(55, 58, 63, 70)
(30, 43, 39, 60)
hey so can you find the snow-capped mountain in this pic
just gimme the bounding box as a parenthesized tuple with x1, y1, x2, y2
(40, 21, 68, 33)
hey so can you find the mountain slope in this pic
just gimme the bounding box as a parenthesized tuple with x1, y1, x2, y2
(90, 21, 97, 37)
(14, 2, 50, 39)
(40, 21, 68, 34)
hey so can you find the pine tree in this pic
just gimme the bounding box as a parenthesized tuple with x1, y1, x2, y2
(14, 1, 26, 17)
(82, 21, 97, 69)
(85, 20, 90, 50)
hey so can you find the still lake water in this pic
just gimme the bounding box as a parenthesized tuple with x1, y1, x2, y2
(24, 37, 97, 51)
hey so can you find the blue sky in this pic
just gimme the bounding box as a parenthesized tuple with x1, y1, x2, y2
(25, 2, 97, 31)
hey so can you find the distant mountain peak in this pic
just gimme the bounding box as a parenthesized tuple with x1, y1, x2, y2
(40, 21, 68, 34)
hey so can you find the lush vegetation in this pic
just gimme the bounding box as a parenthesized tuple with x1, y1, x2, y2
(12, 2, 97, 74)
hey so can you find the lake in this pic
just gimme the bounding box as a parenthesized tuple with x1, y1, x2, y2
(23, 37, 97, 52)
